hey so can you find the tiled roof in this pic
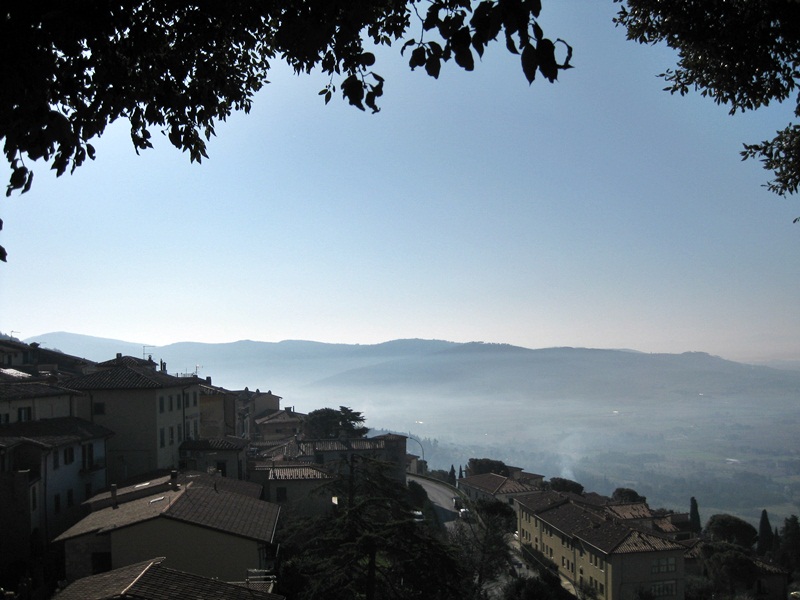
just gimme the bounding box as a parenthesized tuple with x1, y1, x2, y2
(58, 482, 279, 544)
(54, 557, 285, 600)
(96, 355, 158, 368)
(164, 485, 280, 543)
(88, 471, 263, 508)
(604, 503, 654, 520)
(0, 417, 113, 449)
(541, 502, 604, 536)
(460, 472, 538, 496)
(66, 365, 197, 390)
(255, 410, 304, 425)
(0, 368, 32, 380)
(513, 491, 569, 514)
(251, 463, 335, 480)
(0, 381, 83, 400)
(181, 436, 250, 452)
(577, 519, 685, 554)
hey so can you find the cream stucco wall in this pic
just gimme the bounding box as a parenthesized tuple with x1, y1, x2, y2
(110, 516, 264, 581)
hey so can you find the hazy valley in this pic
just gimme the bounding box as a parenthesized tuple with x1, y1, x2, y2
(32, 332, 800, 525)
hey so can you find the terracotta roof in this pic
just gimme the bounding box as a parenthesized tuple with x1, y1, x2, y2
(255, 410, 304, 425)
(66, 361, 202, 391)
(0, 417, 113, 448)
(87, 471, 263, 509)
(54, 557, 285, 599)
(604, 503, 654, 520)
(578, 519, 685, 554)
(57, 483, 279, 544)
(514, 491, 569, 514)
(180, 436, 250, 452)
(0, 381, 83, 400)
(96, 355, 158, 368)
(251, 463, 335, 480)
(460, 472, 538, 496)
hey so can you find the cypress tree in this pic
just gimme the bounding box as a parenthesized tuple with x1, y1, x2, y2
(689, 497, 702, 534)
(757, 509, 774, 555)
(448, 465, 456, 486)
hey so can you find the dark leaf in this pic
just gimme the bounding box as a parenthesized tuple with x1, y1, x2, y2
(521, 43, 537, 84)
(0, 244, 6, 262)
(425, 55, 441, 79)
(360, 52, 376, 67)
(409, 46, 426, 69)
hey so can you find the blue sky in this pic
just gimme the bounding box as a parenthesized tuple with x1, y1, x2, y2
(3, 2, 800, 363)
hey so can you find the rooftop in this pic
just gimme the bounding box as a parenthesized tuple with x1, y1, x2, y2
(54, 557, 285, 600)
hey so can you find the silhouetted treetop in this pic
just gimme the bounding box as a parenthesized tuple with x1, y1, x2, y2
(1, 0, 573, 197)
(615, 0, 800, 197)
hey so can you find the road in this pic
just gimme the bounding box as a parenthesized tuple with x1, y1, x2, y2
(407, 474, 459, 527)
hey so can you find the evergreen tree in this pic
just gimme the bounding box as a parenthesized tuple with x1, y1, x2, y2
(448, 465, 457, 486)
(757, 509, 774, 556)
(689, 497, 702, 534)
(458, 465, 464, 479)
(777, 515, 800, 575)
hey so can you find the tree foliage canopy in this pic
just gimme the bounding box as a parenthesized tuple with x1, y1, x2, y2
(1, 0, 572, 198)
(704, 513, 758, 549)
(615, 0, 800, 197)
(303, 406, 369, 439)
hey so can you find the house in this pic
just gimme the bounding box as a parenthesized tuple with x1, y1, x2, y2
(249, 462, 335, 516)
(265, 433, 408, 480)
(516, 491, 687, 600)
(179, 436, 250, 479)
(65, 354, 203, 484)
(235, 388, 282, 439)
(254, 407, 304, 441)
(0, 379, 85, 424)
(0, 417, 113, 581)
(197, 379, 237, 439)
(457, 471, 540, 506)
(54, 556, 285, 599)
(55, 475, 280, 583)
(0, 340, 92, 380)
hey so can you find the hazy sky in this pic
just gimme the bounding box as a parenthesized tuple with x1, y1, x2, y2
(3, 3, 800, 363)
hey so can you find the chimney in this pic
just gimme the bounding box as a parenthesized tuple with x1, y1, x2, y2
(170, 470, 178, 490)
(206, 376, 212, 384)
(161, 361, 167, 373)
(111, 484, 118, 509)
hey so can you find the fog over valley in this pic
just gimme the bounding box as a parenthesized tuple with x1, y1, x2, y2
(32, 332, 800, 525)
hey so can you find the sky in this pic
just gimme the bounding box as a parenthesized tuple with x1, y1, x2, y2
(3, 3, 800, 364)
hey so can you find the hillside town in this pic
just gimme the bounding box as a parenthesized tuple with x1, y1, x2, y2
(1, 338, 797, 600)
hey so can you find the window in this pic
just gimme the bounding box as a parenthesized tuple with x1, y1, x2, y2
(17, 406, 32, 422)
(159, 396, 165, 413)
(177, 425, 182, 442)
(53, 451, 60, 470)
(651, 581, 677, 597)
(82, 443, 94, 470)
(652, 557, 676, 574)
(92, 402, 105, 415)
(193, 420, 198, 439)
(160, 428, 165, 448)
(599, 583, 605, 596)
(169, 426, 175, 446)
(1, 413, 9, 423)
(67, 489, 74, 507)
(193, 391, 198, 406)
(169, 395, 173, 411)
(54, 493, 61, 514)
(177, 394, 182, 409)
(63, 447, 75, 465)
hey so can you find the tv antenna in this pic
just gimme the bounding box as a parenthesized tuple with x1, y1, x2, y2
(142, 345, 155, 360)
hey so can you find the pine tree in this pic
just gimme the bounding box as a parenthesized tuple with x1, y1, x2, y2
(757, 509, 774, 556)
(689, 497, 702, 534)
(448, 465, 457, 486)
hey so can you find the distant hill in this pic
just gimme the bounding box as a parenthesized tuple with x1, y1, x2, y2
(26, 331, 800, 521)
